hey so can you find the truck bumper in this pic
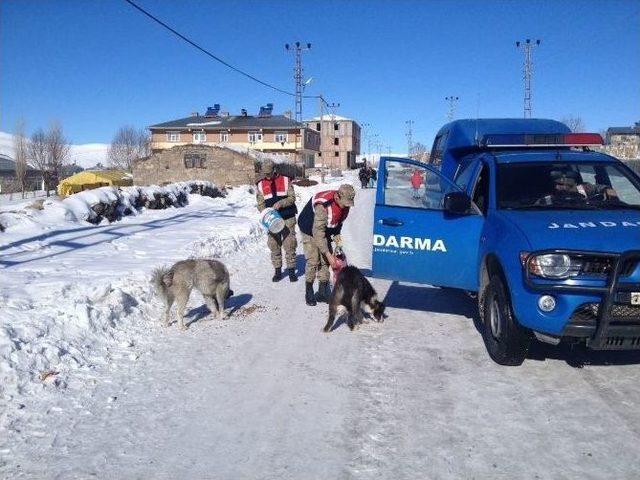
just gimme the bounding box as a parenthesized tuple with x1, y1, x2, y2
(521, 250, 640, 350)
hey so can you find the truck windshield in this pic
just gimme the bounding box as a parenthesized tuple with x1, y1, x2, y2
(497, 162, 640, 210)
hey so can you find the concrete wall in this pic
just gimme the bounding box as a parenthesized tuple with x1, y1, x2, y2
(602, 134, 640, 161)
(132, 145, 256, 187)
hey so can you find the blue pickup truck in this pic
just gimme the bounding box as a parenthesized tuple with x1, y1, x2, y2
(372, 119, 640, 365)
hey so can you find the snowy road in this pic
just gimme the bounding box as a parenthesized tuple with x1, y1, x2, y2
(2, 182, 640, 479)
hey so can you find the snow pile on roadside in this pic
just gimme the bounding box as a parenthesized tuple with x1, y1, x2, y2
(0, 280, 156, 403)
(0, 180, 221, 232)
(0, 185, 261, 416)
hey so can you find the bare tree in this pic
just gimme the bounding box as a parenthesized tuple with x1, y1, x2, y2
(45, 122, 70, 195)
(562, 115, 586, 133)
(29, 128, 50, 194)
(410, 141, 430, 163)
(14, 120, 29, 198)
(108, 126, 150, 171)
(28, 123, 70, 196)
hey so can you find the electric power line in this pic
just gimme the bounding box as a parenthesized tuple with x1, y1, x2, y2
(123, 0, 298, 97)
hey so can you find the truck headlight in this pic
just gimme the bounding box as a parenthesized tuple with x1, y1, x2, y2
(526, 253, 579, 279)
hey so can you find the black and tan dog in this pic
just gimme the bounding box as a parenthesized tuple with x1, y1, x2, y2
(323, 266, 385, 332)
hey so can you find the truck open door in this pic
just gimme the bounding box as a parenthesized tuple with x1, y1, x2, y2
(371, 157, 484, 291)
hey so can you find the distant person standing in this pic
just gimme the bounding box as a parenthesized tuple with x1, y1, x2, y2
(297, 184, 356, 306)
(368, 167, 377, 188)
(411, 169, 423, 198)
(359, 165, 370, 189)
(256, 159, 298, 282)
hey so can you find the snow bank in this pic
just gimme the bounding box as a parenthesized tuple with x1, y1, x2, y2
(0, 184, 262, 423)
(0, 181, 223, 231)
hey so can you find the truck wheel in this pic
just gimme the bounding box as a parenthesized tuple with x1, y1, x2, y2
(482, 275, 531, 366)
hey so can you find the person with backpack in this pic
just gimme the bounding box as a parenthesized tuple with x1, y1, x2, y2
(297, 184, 355, 305)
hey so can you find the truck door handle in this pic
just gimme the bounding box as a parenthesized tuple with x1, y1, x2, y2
(380, 218, 404, 227)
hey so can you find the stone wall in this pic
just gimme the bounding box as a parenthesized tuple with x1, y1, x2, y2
(133, 145, 256, 186)
(597, 134, 640, 161)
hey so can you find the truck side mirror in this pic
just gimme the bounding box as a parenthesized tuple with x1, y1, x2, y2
(443, 191, 471, 215)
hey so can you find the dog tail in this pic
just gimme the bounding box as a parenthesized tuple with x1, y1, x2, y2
(151, 266, 172, 301)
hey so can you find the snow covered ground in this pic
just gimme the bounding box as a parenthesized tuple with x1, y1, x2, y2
(1, 174, 640, 479)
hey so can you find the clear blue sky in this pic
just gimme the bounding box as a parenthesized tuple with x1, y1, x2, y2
(1, 0, 639, 153)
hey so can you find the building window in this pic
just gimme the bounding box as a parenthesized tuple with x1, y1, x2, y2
(334, 138, 339, 146)
(316, 122, 321, 131)
(248, 131, 263, 143)
(318, 152, 322, 157)
(274, 131, 288, 143)
(184, 153, 205, 169)
(193, 132, 206, 143)
(167, 131, 181, 142)
(220, 132, 229, 142)
(334, 123, 339, 131)
(334, 151, 339, 157)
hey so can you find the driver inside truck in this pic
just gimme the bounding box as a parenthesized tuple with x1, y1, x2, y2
(539, 169, 619, 205)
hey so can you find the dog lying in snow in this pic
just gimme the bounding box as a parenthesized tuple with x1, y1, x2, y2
(152, 259, 232, 329)
(323, 265, 385, 332)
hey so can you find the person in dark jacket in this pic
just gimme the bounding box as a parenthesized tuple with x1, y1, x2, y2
(256, 159, 298, 282)
(298, 184, 355, 305)
(358, 166, 370, 189)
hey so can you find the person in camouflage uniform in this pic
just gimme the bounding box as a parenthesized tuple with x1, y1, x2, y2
(297, 184, 355, 306)
(256, 159, 298, 282)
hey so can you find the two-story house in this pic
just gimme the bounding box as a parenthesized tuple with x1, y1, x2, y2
(149, 104, 320, 167)
(304, 115, 361, 170)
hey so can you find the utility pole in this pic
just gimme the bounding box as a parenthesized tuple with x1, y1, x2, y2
(516, 38, 541, 118)
(368, 133, 379, 163)
(285, 41, 312, 122)
(405, 120, 414, 157)
(361, 122, 370, 164)
(445, 96, 459, 121)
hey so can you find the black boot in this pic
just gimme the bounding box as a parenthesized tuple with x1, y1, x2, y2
(305, 282, 317, 306)
(288, 268, 298, 282)
(272, 267, 282, 282)
(315, 281, 331, 303)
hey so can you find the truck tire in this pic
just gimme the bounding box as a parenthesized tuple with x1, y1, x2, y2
(482, 275, 531, 366)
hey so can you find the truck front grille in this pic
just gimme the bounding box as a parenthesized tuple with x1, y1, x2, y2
(570, 302, 640, 324)
(575, 255, 637, 277)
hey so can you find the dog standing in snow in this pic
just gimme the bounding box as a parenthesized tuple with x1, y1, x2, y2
(323, 265, 385, 332)
(152, 259, 231, 330)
